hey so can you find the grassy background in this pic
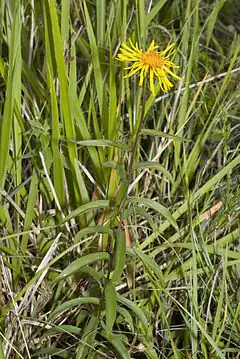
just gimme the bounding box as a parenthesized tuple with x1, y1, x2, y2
(0, 0, 240, 358)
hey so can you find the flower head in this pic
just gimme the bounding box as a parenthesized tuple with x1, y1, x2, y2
(118, 39, 181, 95)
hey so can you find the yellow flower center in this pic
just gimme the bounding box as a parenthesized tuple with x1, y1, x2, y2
(141, 51, 165, 68)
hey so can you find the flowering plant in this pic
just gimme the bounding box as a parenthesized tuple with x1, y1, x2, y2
(118, 40, 181, 95)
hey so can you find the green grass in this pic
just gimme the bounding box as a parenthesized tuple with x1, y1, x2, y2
(0, 0, 240, 358)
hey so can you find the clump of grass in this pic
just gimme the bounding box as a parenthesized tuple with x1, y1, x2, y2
(0, 1, 240, 358)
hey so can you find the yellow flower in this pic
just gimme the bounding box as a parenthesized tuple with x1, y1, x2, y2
(118, 39, 181, 95)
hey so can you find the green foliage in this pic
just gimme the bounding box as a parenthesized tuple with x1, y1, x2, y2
(0, 0, 240, 358)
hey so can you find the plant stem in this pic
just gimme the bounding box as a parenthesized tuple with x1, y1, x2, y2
(127, 86, 147, 183)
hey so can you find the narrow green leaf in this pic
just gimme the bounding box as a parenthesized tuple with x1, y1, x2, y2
(32, 348, 68, 358)
(145, 0, 168, 27)
(50, 297, 100, 318)
(212, 253, 227, 343)
(141, 129, 192, 142)
(97, 0, 106, 47)
(61, 0, 70, 47)
(49, 76, 65, 208)
(83, 1, 103, 115)
(206, 0, 226, 46)
(76, 314, 99, 359)
(108, 40, 117, 142)
(100, 330, 131, 359)
(105, 280, 117, 332)
(129, 196, 178, 231)
(72, 139, 128, 151)
(136, 0, 146, 44)
(47, 325, 82, 335)
(74, 226, 114, 244)
(0, 4, 21, 189)
(123, 206, 155, 229)
(117, 307, 134, 332)
(117, 294, 148, 330)
(60, 200, 111, 224)
(21, 173, 38, 254)
(47, 0, 76, 155)
(112, 230, 126, 284)
(134, 248, 165, 287)
(55, 252, 111, 281)
(134, 161, 174, 183)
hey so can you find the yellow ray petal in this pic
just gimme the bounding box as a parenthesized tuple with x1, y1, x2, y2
(164, 49, 176, 59)
(160, 43, 175, 56)
(162, 65, 181, 80)
(118, 54, 141, 62)
(162, 76, 173, 91)
(164, 59, 179, 69)
(139, 66, 148, 86)
(124, 62, 142, 70)
(124, 64, 144, 78)
(129, 38, 142, 53)
(158, 77, 164, 92)
(120, 43, 140, 56)
(139, 68, 145, 87)
(148, 40, 158, 52)
(149, 69, 155, 95)
(119, 48, 141, 57)
(118, 49, 139, 58)
(154, 69, 166, 92)
(155, 68, 165, 77)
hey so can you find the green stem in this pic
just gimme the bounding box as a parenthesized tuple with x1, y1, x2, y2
(127, 85, 147, 183)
